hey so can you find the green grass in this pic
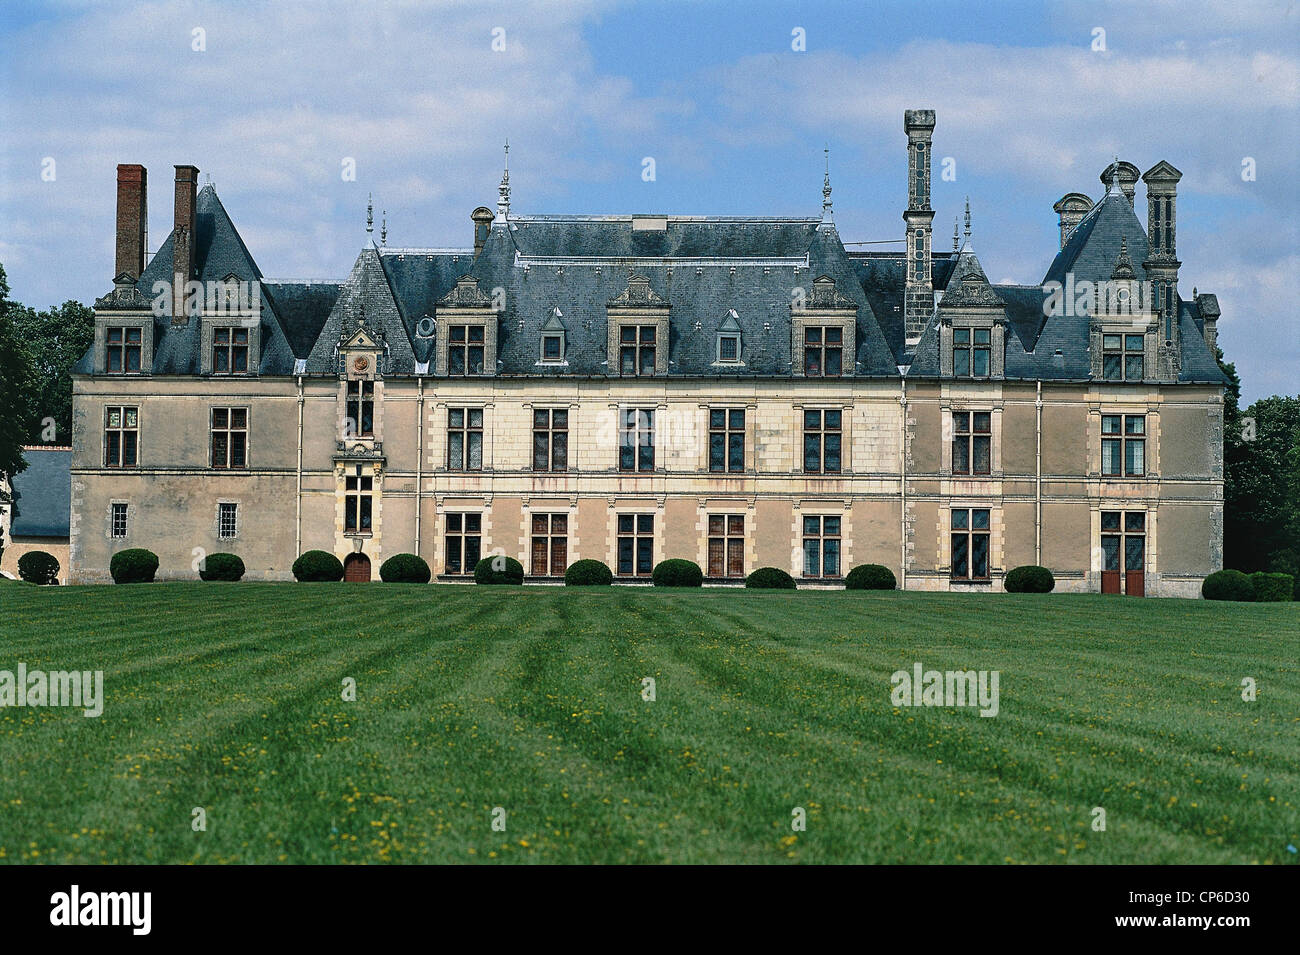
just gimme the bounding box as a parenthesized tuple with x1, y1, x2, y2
(0, 583, 1296, 864)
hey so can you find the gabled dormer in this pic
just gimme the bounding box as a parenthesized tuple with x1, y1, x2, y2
(606, 274, 669, 377)
(436, 275, 497, 376)
(938, 246, 1006, 379)
(92, 273, 154, 376)
(791, 274, 857, 377)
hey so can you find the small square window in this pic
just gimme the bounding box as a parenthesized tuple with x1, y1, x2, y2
(718, 334, 739, 362)
(542, 334, 563, 361)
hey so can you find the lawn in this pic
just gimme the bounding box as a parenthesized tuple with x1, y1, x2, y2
(0, 582, 1296, 864)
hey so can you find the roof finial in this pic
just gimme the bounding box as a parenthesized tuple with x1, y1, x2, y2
(380, 210, 387, 246)
(963, 196, 971, 242)
(954, 216, 960, 252)
(496, 139, 511, 226)
(1107, 156, 1123, 195)
(819, 144, 834, 228)
(366, 193, 374, 235)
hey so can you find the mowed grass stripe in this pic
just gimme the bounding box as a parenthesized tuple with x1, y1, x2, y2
(0, 583, 1296, 863)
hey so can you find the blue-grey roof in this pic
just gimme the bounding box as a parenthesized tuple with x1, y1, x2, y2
(7, 448, 70, 539)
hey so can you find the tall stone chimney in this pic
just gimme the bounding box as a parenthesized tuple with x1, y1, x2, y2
(471, 206, 494, 257)
(1142, 160, 1183, 376)
(1196, 291, 1220, 354)
(903, 109, 936, 348)
(115, 164, 148, 281)
(171, 164, 200, 326)
(1101, 161, 1139, 206)
(1052, 193, 1092, 249)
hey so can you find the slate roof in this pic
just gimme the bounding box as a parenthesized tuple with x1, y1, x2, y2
(75, 174, 1226, 386)
(7, 447, 70, 539)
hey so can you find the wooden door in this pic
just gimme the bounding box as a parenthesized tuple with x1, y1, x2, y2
(344, 553, 371, 582)
(1101, 536, 1121, 594)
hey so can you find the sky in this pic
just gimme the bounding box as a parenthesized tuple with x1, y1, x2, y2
(1, 0, 1296, 401)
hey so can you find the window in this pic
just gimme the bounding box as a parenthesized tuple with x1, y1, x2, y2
(951, 508, 991, 580)
(530, 514, 568, 577)
(218, 502, 238, 540)
(532, 409, 568, 472)
(210, 408, 247, 469)
(1103, 333, 1144, 381)
(448, 408, 484, 471)
(717, 333, 740, 363)
(803, 409, 842, 474)
(104, 406, 138, 468)
(802, 515, 841, 578)
(346, 381, 374, 437)
(803, 326, 843, 376)
(1101, 414, 1145, 477)
(953, 327, 991, 377)
(449, 324, 486, 375)
(617, 514, 654, 577)
(344, 471, 372, 534)
(619, 325, 656, 376)
(444, 513, 481, 574)
(618, 408, 655, 472)
(106, 326, 142, 373)
(111, 502, 128, 539)
(541, 333, 563, 363)
(708, 514, 745, 578)
(708, 409, 745, 473)
(952, 411, 991, 476)
(212, 327, 249, 374)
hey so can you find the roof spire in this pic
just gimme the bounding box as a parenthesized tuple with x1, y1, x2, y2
(963, 196, 971, 242)
(819, 144, 834, 229)
(1106, 156, 1123, 196)
(366, 193, 374, 236)
(496, 139, 511, 226)
(380, 210, 387, 246)
(953, 216, 960, 252)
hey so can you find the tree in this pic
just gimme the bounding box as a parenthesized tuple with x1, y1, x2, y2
(0, 263, 33, 493)
(1223, 393, 1300, 573)
(12, 299, 94, 445)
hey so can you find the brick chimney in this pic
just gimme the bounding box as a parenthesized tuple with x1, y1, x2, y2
(903, 108, 936, 348)
(115, 164, 148, 280)
(172, 164, 200, 326)
(471, 206, 494, 257)
(1052, 193, 1091, 249)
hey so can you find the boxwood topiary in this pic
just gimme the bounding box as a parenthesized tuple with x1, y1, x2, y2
(199, 552, 244, 582)
(564, 559, 613, 586)
(1201, 569, 1254, 601)
(379, 553, 431, 584)
(745, 566, 797, 590)
(292, 550, 344, 582)
(652, 558, 703, 588)
(1250, 571, 1293, 603)
(17, 550, 60, 585)
(474, 555, 524, 585)
(1004, 565, 1055, 593)
(110, 548, 159, 584)
(845, 563, 896, 591)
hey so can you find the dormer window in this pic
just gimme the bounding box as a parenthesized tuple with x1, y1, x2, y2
(620, 325, 657, 376)
(803, 326, 843, 376)
(953, 327, 991, 377)
(717, 333, 740, 362)
(212, 327, 249, 374)
(449, 324, 485, 375)
(106, 327, 142, 373)
(1103, 334, 1145, 381)
(542, 333, 564, 362)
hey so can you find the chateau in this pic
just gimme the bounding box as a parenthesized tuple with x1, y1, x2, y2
(70, 110, 1227, 594)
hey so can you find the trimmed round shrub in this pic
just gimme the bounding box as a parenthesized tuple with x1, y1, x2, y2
(17, 550, 60, 585)
(745, 566, 797, 590)
(845, 564, 896, 591)
(199, 552, 244, 582)
(379, 553, 431, 584)
(1250, 571, 1294, 603)
(1267, 549, 1300, 600)
(474, 555, 524, 585)
(565, 559, 613, 587)
(110, 548, 159, 584)
(653, 558, 703, 588)
(1004, 565, 1055, 593)
(292, 550, 344, 582)
(1201, 569, 1254, 602)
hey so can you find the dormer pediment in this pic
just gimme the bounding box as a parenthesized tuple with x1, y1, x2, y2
(608, 273, 666, 308)
(439, 274, 493, 308)
(804, 274, 857, 310)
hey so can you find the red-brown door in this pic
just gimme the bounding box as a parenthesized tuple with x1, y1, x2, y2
(1101, 535, 1121, 594)
(1125, 571, 1144, 597)
(344, 553, 371, 582)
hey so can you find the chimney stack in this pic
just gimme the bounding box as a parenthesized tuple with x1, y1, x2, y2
(172, 164, 200, 326)
(1052, 193, 1092, 249)
(114, 164, 148, 281)
(471, 206, 494, 257)
(1101, 161, 1139, 206)
(902, 109, 936, 348)
(1195, 292, 1220, 354)
(1142, 160, 1183, 376)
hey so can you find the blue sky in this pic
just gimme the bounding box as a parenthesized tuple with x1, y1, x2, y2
(1, 0, 1296, 400)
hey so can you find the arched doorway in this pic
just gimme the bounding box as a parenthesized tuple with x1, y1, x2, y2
(343, 553, 371, 582)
